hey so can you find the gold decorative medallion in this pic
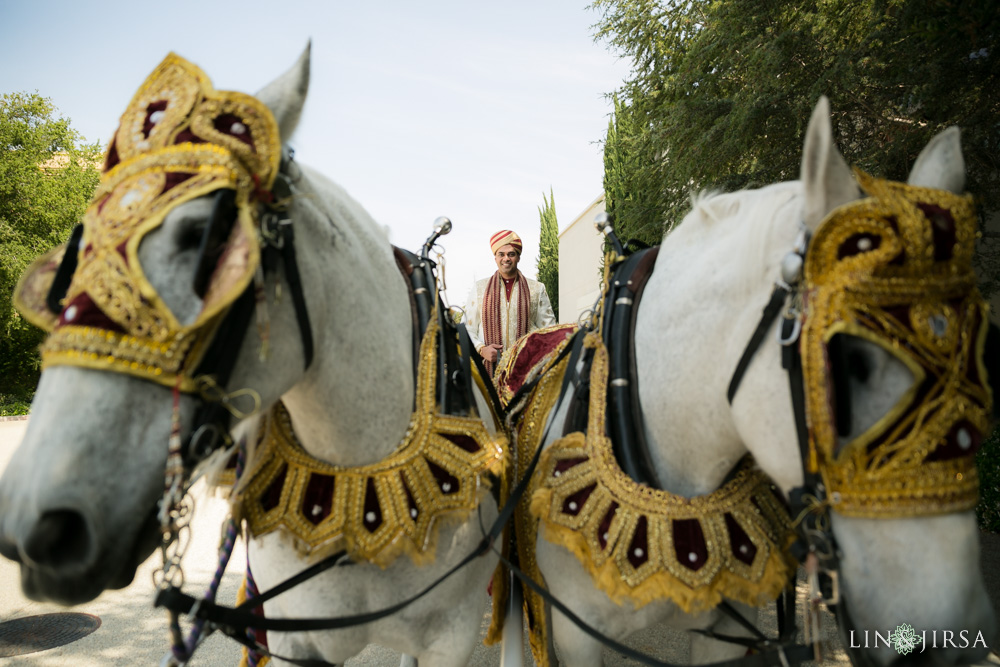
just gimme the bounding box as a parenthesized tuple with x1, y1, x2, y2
(801, 171, 992, 517)
(235, 315, 507, 567)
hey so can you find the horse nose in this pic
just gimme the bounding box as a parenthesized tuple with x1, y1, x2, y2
(22, 509, 96, 572)
(0, 531, 22, 563)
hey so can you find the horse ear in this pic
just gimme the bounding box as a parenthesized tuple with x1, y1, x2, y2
(907, 126, 965, 194)
(800, 96, 860, 232)
(255, 41, 311, 143)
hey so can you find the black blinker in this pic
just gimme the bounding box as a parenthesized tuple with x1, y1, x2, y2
(193, 189, 238, 298)
(46, 223, 85, 315)
(828, 335, 854, 438)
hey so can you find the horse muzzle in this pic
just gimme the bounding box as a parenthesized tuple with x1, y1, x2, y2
(0, 500, 160, 605)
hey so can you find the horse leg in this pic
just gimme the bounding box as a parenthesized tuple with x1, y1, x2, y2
(689, 602, 758, 665)
(500, 574, 525, 667)
(399, 656, 418, 667)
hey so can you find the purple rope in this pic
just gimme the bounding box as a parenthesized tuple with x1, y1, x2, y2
(172, 443, 247, 663)
(244, 557, 263, 667)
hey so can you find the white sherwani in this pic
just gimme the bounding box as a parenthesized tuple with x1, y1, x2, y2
(464, 275, 556, 357)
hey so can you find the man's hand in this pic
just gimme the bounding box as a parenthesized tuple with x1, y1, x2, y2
(480, 343, 503, 364)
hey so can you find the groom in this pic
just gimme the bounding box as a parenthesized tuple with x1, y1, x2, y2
(464, 229, 556, 376)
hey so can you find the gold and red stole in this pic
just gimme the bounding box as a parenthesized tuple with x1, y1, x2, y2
(482, 270, 530, 375)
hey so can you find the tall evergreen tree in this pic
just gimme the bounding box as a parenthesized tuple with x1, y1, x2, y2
(537, 188, 559, 321)
(0, 92, 101, 403)
(602, 94, 672, 248)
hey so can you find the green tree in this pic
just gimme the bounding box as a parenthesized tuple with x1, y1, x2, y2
(537, 188, 559, 321)
(602, 94, 672, 248)
(0, 92, 101, 406)
(592, 0, 1000, 293)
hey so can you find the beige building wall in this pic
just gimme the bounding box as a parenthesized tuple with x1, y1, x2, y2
(558, 194, 606, 324)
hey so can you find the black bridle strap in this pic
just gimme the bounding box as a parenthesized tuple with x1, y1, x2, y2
(726, 280, 841, 582)
(780, 317, 811, 466)
(277, 222, 314, 370)
(155, 531, 490, 633)
(184, 286, 258, 463)
(727, 285, 789, 404)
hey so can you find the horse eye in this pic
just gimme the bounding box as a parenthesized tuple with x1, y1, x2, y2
(847, 349, 872, 383)
(176, 219, 207, 252)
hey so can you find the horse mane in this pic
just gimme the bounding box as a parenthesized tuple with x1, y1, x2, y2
(674, 181, 803, 289)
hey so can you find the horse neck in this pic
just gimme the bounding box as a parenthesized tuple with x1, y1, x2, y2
(278, 168, 416, 466)
(634, 182, 804, 497)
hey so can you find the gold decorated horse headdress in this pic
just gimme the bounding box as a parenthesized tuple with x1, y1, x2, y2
(802, 170, 991, 517)
(15, 54, 281, 392)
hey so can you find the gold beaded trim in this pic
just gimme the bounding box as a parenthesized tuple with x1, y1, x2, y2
(14, 53, 280, 392)
(486, 333, 795, 667)
(34, 325, 197, 383)
(234, 315, 507, 568)
(533, 336, 794, 608)
(485, 340, 571, 662)
(802, 171, 992, 517)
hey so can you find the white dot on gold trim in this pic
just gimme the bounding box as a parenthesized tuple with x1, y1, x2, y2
(441, 482, 452, 493)
(688, 552, 698, 562)
(149, 110, 165, 124)
(857, 237, 872, 251)
(958, 428, 973, 450)
(568, 501, 578, 512)
(739, 544, 749, 555)
(410, 508, 418, 519)
(633, 548, 644, 558)
(230, 121, 246, 135)
(311, 504, 322, 517)
(365, 511, 377, 523)
(64, 305, 78, 322)
(120, 189, 142, 208)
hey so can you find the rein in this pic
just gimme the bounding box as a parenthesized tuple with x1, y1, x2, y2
(725, 227, 842, 603)
(181, 152, 315, 468)
(155, 326, 583, 667)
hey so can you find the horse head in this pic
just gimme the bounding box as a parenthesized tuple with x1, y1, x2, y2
(619, 96, 995, 667)
(0, 45, 419, 607)
(795, 99, 994, 666)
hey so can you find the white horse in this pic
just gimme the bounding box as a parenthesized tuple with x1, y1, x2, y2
(498, 98, 995, 667)
(0, 48, 505, 666)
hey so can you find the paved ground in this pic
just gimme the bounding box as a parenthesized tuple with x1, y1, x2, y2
(0, 417, 989, 666)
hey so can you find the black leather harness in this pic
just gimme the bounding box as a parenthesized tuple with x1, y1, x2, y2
(154, 227, 508, 667)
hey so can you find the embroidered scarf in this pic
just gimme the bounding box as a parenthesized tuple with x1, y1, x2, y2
(482, 270, 530, 375)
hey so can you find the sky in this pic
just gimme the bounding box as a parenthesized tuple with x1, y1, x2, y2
(0, 0, 632, 307)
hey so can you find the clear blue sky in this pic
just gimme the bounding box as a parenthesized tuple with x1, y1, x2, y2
(0, 0, 631, 305)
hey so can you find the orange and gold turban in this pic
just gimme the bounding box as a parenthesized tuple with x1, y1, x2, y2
(490, 230, 522, 255)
